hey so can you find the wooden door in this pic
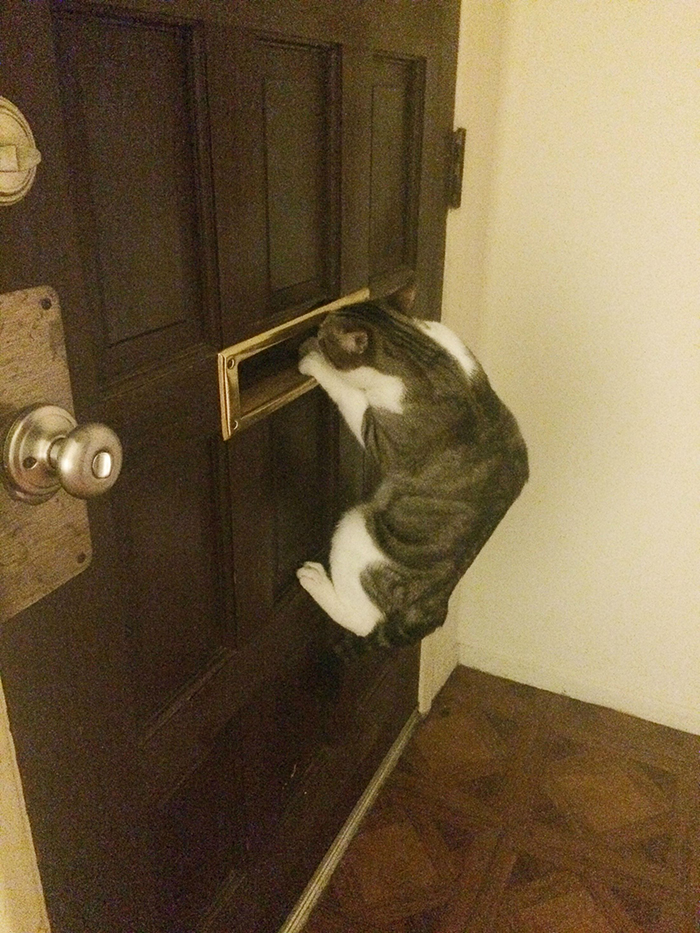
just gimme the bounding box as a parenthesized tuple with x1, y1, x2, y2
(0, 3, 460, 931)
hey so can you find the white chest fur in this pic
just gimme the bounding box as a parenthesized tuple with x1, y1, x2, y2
(342, 365, 405, 413)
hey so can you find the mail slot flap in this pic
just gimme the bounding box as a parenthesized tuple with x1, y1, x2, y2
(217, 288, 369, 439)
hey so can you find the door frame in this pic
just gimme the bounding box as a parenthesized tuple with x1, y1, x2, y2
(0, 676, 51, 933)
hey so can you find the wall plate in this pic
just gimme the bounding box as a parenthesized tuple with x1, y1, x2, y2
(0, 287, 92, 623)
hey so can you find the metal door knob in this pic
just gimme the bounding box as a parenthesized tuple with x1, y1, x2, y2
(2, 404, 123, 504)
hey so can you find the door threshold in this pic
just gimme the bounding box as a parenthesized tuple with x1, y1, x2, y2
(278, 708, 421, 933)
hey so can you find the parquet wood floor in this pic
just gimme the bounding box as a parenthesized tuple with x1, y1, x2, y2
(302, 666, 700, 933)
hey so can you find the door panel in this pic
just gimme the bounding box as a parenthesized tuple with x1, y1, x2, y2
(229, 393, 335, 643)
(369, 54, 424, 286)
(114, 435, 229, 721)
(262, 41, 339, 304)
(209, 30, 341, 342)
(52, 8, 216, 380)
(53, 11, 203, 352)
(0, 1, 460, 931)
(269, 394, 335, 594)
(149, 714, 246, 925)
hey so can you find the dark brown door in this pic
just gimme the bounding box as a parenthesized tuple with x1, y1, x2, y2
(0, 3, 460, 931)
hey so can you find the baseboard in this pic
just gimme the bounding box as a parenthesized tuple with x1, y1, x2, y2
(458, 644, 700, 737)
(278, 709, 421, 933)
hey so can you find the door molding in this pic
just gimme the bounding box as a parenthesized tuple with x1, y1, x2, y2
(0, 674, 50, 933)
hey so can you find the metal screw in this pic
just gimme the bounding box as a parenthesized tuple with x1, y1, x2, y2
(40, 297, 52, 310)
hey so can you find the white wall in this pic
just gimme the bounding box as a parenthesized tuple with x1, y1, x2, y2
(442, 0, 700, 734)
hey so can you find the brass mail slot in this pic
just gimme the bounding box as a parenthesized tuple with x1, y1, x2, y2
(217, 288, 369, 439)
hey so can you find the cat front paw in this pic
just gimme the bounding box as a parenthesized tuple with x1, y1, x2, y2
(298, 345, 324, 377)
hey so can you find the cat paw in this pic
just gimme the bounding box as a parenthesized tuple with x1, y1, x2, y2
(298, 342, 323, 377)
(296, 561, 329, 594)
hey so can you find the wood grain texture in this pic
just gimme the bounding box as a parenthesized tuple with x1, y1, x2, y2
(304, 666, 700, 933)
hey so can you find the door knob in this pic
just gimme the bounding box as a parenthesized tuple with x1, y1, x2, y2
(2, 405, 123, 504)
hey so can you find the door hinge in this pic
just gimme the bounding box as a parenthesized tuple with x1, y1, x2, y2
(448, 127, 466, 210)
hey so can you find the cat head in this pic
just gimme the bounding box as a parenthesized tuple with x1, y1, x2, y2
(317, 282, 418, 372)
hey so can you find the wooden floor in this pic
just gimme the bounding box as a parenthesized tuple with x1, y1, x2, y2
(302, 666, 700, 933)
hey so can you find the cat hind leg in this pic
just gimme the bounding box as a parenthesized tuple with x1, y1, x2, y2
(297, 562, 344, 622)
(296, 560, 381, 637)
(297, 509, 386, 637)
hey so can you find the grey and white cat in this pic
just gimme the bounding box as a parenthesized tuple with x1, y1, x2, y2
(297, 285, 528, 649)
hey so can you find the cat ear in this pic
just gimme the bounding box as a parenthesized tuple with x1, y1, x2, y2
(384, 280, 416, 315)
(338, 328, 369, 356)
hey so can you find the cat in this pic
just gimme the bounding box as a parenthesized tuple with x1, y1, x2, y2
(296, 284, 528, 650)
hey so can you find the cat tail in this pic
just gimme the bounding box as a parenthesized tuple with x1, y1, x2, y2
(332, 629, 387, 663)
(331, 625, 412, 662)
